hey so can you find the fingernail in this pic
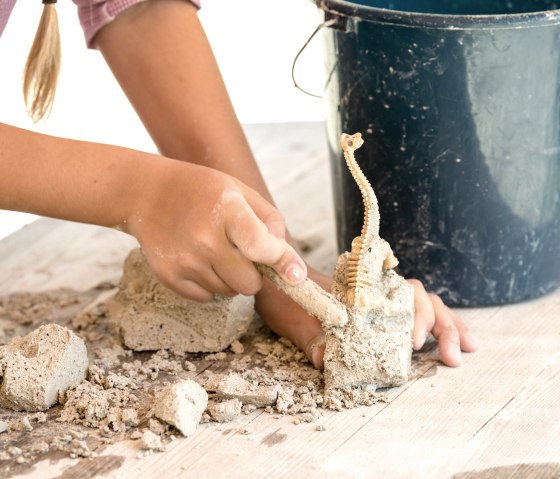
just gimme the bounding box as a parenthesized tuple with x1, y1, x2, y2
(310, 343, 325, 369)
(450, 346, 463, 366)
(284, 263, 305, 284)
(466, 331, 478, 350)
(413, 330, 429, 351)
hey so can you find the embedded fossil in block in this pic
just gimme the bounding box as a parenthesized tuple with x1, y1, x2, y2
(260, 132, 414, 391)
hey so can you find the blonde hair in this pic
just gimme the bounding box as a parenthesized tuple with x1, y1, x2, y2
(23, 1, 61, 123)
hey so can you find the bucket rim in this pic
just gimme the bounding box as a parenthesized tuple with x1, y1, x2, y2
(313, 0, 560, 29)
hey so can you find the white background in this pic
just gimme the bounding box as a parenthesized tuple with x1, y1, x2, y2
(0, 0, 326, 239)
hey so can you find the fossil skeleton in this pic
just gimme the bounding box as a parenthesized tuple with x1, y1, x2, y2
(259, 132, 414, 391)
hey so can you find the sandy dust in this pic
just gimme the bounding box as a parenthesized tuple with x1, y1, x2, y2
(0, 282, 402, 476)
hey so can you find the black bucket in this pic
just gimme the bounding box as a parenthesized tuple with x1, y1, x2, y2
(314, 0, 560, 306)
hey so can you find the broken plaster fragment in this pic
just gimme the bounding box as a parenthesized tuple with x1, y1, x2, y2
(215, 373, 279, 408)
(208, 398, 242, 423)
(0, 324, 88, 412)
(108, 249, 254, 353)
(229, 339, 244, 354)
(140, 430, 165, 452)
(9, 416, 33, 432)
(153, 380, 208, 437)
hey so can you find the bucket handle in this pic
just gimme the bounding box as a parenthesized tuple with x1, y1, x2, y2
(291, 17, 341, 98)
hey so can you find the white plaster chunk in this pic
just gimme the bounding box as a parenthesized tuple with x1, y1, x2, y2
(208, 398, 242, 423)
(215, 373, 279, 407)
(140, 430, 164, 452)
(0, 324, 88, 412)
(108, 249, 254, 353)
(153, 380, 208, 437)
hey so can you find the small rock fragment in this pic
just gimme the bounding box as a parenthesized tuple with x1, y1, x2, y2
(153, 380, 208, 437)
(148, 418, 168, 436)
(215, 373, 279, 407)
(8, 446, 22, 458)
(0, 421, 7, 434)
(31, 442, 49, 454)
(33, 412, 48, 423)
(140, 430, 164, 452)
(229, 339, 244, 354)
(242, 404, 257, 415)
(0, 324, 88, 412)
(9, 416, 33, 432)
(183, 361, 196, 372)
(208, 399, 242, 423)
(205, 352, 227, 361)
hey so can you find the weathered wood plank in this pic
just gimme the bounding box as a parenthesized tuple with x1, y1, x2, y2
(443, 352, 560, 477)
(0, 219, 137, 295)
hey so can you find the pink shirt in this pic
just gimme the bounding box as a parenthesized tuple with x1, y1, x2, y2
(0, 0, 201, 48)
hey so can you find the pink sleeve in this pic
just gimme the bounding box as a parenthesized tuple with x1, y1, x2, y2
(72, 0, 201, 49)
(0, 0, 17, 39)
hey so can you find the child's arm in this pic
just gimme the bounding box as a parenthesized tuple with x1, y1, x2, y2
(94, 0, 476, 367)
(0, 122, 306, 300)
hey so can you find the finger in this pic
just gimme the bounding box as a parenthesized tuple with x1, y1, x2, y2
(172, 257, 238, 298)
(241, 185, 286, 239)
(408, 279, 435, 350)
(430, 294, 462, 367)
(212, 252, 263, 297)
(225, 198, 307, 285)
(305, 333, 326, 369)
(204, 267, 238, 297)
(452, 311, 478, 352)
(171, 279, 214, 303)
(430, 295, 477, 353)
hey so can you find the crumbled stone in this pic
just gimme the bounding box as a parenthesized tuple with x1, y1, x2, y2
(0, 324, 88, 412)
(229, 339, 244, 354)
(8, 415, 33, 432)
(242, 404, 257, 415)
(51, 434, 95, 458)
(8, 446, 22, 458)
(58, 379, 138, 433)
(140, 430, 164, 452)
(148, 418, 168, 436)
(153, 380, 208, 437)
(183, 361, 196, 372)
(108, 249, 254, 353)
(215, 373, 279, 407)
(31, 442, 49, 454)
(208, 399, 242, 423)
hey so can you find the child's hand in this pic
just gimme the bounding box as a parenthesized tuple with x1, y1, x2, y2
(126, 160, 307, 301)
(408, 279, 477, 366)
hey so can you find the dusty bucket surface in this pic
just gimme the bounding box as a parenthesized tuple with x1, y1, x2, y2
(315, 0, 560, 306)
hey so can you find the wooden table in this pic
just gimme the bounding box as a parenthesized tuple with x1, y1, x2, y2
(1, 122, 559, 479)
